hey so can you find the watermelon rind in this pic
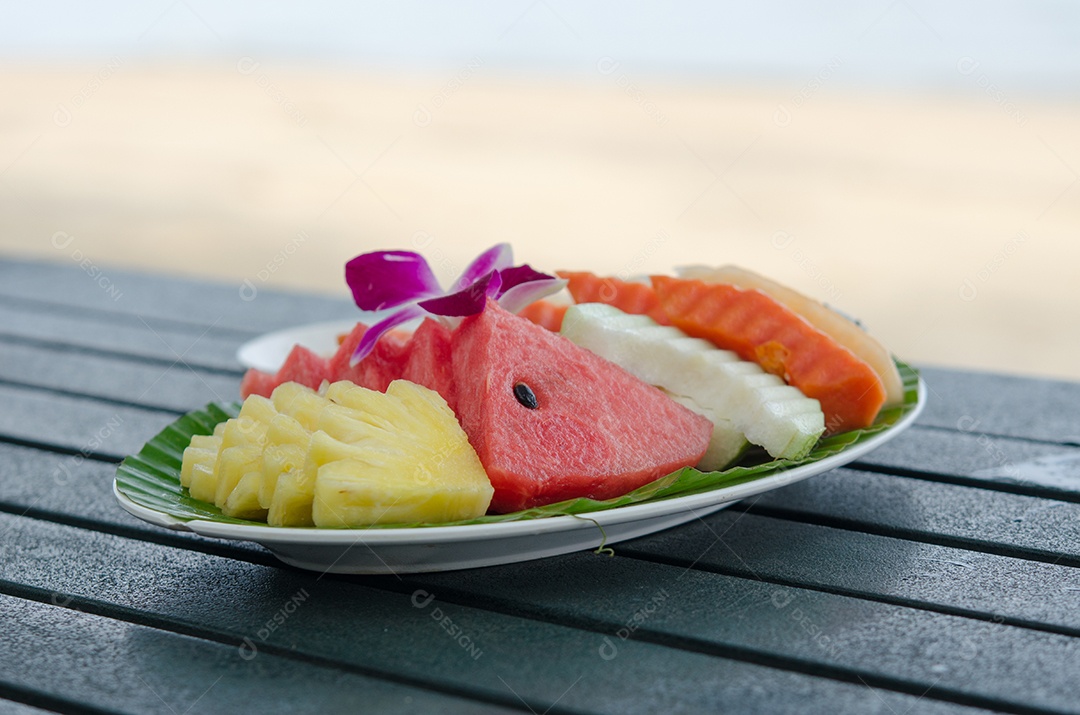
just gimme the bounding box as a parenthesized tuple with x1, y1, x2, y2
(114, 362, 920, 529)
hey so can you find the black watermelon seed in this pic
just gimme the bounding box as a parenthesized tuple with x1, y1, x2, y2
(513, 383, 538, 409)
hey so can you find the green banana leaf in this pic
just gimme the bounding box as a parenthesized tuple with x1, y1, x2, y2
(115, 362, 920, 529)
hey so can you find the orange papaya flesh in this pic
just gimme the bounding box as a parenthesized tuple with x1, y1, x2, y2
(651, 275, 887, 434)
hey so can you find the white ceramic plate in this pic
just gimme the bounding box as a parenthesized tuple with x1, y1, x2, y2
(115, 378, 924, 575)
(235, 320, 360, 373)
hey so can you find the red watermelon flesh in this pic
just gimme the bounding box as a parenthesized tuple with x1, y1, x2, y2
(329, 323, 410, 392)
(240, 323, 411, 399)
(327, 322, 368, 379)
(239, 368, 280, 399)
(451, 301, 712, 513)
(402, 318, 457, 411)
(279, 345, 332, 388)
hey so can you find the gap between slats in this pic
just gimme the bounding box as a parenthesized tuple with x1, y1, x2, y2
(0, 682, 120, 715)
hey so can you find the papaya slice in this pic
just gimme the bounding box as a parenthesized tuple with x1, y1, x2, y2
(678, 265, 903, 407)
(558, 271, 671, 325)
(517, 299, 569, 332)
(651, 276, 887, 434)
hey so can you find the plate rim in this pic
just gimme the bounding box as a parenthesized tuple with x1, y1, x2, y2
(235, 319, 360, 373)
(113, 376, 925, 547)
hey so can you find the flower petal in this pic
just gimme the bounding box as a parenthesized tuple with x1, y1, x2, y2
(345, 251, 442, 311)
(350, 304, 426, 365)
(450, 243, 513, 291)
(497, 277, 568, 315)
(494, 264, 556, 294)
(418, 271, 503, 317)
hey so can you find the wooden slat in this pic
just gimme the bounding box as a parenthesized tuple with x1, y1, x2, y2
(0, 258, 356, 334)
(0, 342, 239, 414)
(0, 514, 995, 715)
(858, 425, 1080, 499)
(916, 367, 1080, 445)
(18, 257, 1080, 451)
(0, 442, 267, 561)
(0, 594, 514, 715)
(3, 348, 1076, 572)
(4, 432, 1077, 645)
(3, 257, 1078, 715)
(746, 467, 1080, 564)
(0, 385, 176, 459)
(620, 510, 1080, 635)
(0, 297, 244, 373)
(408, 551, 1080, 714)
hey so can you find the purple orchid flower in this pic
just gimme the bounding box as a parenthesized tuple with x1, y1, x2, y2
(344, 243, 565, 364)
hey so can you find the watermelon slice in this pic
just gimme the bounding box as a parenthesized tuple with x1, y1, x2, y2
(239, 368, 280, 400)
(240, 345, 330, 399)
(401, 318, 458, 411)
(240, 324, 411, 399)
(328, 323, 411, 393)
(451, 301, 712, 513)
(277, 345, 332, 388)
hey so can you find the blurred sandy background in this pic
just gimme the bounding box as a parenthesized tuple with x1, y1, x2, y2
(1, 2, 1078, 381)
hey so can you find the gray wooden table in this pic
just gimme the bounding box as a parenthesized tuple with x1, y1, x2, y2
(1, 256, 1078, 715)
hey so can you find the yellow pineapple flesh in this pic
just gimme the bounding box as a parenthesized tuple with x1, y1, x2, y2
(180, 434, 220, 488)
(267, 469, 316, 526)
(312, 381, 493, 527)
(271, 381, 329, 430)
(238, 394, 278, 424)
(220, 417, 268, 451)
(259, 442, 306, 510)
(182, 379, 492, 528)
(188, 463, 218, 503)
(223, 472, 268, 520)
(214, 445, 264, 508)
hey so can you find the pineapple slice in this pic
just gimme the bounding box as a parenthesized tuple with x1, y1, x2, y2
(188, 463, 218, 503)
(267, 469, 316, 526)
(180, 434, 220, 488)
(183, 379, 492, 528)
(268, 428, 361, 527)
(239, 394, 278, 424)
(271, 381, 329, 430)
(220, 417, 268, 451)
(214, 445, 263, 508)
(206, 397, 281, 509)
(260, 442, 306, 511)
(311, 381, 493, 527)
(257, 414, 311, 510)
(210, 414, 271, 510)
(267, 412, 309, 447)
(190, 434, 221, 449)
(223, 472, 268, 520)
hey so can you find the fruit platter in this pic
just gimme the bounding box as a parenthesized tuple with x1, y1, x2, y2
(114, 244, 924, 573)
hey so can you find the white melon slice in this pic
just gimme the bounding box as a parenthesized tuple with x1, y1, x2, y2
(662, 391, 748, 471)
(561, 303, 825, 461)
